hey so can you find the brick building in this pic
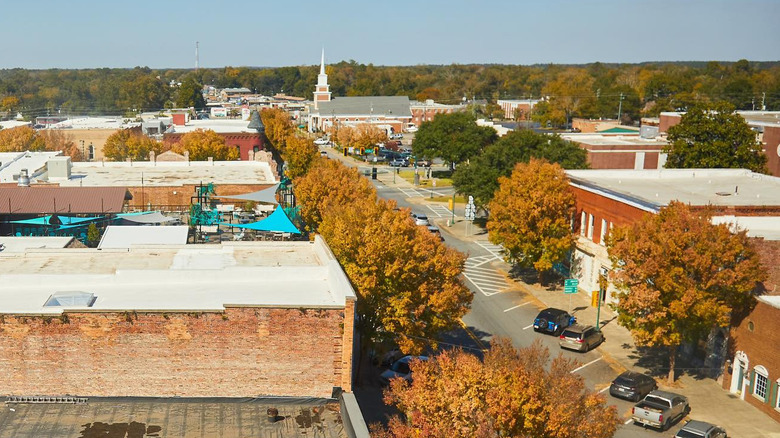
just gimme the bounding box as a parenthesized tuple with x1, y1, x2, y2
(560, 133, 668, 170)
(497, 99, 540, 120)
(409, 99, 467, 127)
(659, 111, 780, 177)
(0, 237, 357, 398)
(566, 169, 780, 305)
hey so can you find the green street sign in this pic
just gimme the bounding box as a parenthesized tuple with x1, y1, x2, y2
(564, 286, 578, 294)
(564, 279, 579, 288)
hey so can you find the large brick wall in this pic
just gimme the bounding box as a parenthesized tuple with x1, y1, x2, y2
(0, 305, 354, 398)
(764, 126, 780, 178)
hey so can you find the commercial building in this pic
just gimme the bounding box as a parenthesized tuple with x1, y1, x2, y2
(566, 168, 780, 305)
(497, 99, 540, 120)
(162, 111, 266, 161)
(0, 237, 357, 399)
(659, 111, 780, 177)
(410, 99, 467, 126)
(45, 116, 142, 161)
(560, 133, 668, 170)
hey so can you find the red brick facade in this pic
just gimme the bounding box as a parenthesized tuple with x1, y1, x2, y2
(763, 126, 780, 177)
(569, 185, 651, 244)
(0, 304, 355, 398)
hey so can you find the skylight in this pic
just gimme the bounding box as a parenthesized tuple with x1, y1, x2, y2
(44, 291, 96, 307)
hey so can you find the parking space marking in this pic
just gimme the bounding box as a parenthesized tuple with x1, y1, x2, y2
(503, 302, 531, 312)
(522, 324, 534, 330)
(571, 357, 603, 373)
(624, 419, 633, 425)
(598, 386, 610, 394)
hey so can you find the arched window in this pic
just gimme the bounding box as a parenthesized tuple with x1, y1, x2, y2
(753, 365, 768, 401)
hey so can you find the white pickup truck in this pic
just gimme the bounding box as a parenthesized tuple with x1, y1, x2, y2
(632, 390, 690, 431)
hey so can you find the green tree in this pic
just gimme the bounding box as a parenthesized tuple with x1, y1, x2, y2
(453, 130, 587, 208)
(487, 159, 576, 280)
(606, 201, 766, 384)
(86, 223, 100, 248)
(412, 112, 497, 169)
(375, 338, 619, 438)
(176, 75, 206, 110)
(664, 102, 767, 173)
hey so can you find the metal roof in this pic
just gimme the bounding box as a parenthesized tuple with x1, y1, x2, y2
(0, 186, 130, 214)
(314, 96, 412, 117)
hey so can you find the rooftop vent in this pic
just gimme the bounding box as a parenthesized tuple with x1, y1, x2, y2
(44, 291, 96, 308)
(17, 169, 29, 187)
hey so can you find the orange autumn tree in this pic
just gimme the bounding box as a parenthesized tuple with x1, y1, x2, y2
(103, 129, 164, 161)
(293, 159, 376, 232)
(173, 129, 238, 161)
(374, 338, 619, 438)
(487, 159, 575, 280)
(294, 159, 471, 355)
(283, 134, 319, 180)
(0, 126, 47, 152)
(606, 201, 766, 384)
(319, 197, 470, 354)
(260, 107, 295, 154)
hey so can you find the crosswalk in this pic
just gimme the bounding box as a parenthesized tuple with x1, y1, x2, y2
(477, 242, 504, 259)
(398, 187, 427, 198)
(427, 204, 452, 218)
(463, 254, 508, 297)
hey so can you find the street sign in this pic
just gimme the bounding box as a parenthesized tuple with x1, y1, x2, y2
(464, 195, 476, 221)
(564, 279, 578, 288)
(564, 286, 578, 294)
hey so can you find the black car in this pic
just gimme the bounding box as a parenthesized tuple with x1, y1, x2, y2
(533, 308, 575, 335)
(610, 371, 658, 401)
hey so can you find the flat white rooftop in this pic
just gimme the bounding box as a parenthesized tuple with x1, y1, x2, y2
(0, 236, 73, 253)
(56, 160, 276, 187)
(47, 116, 140, 130)
(167, 119, 258, 134)
(0, 151, 62, 183)
(567, 168, 780, 210)
(98, 225, 189, 249)
(561, 133, 667, 147)
(0, 237, 355, 314)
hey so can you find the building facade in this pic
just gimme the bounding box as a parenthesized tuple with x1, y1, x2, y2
(0, 238, 357, 398)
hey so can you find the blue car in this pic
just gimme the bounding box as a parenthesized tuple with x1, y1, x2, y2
(533, 308, 576, 335)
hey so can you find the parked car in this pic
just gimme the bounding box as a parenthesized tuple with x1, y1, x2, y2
(314, 137, 330, 145)
(427, 226, 444, 241)
(559, 324, 605, 352)
(632, 390, 689, 431)
(411, 213, 429, 226)
(405, 125, 419, 133)
(390, 133, 403, 139)
(675, 420, 727, 438)
(533, 308, 576, 335)
(390, 158, 409, 167)
(415, 158, 432, 167)
(380, 355, 428, 385)
(609, 371, 657, 401)
(320, 150, 328, 158)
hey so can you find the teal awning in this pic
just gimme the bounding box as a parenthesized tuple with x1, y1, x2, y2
(220, 206, 300, 234)
(10, 215, 102, 226)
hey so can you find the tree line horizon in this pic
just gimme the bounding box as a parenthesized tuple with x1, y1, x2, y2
(0, 59, 778, 124)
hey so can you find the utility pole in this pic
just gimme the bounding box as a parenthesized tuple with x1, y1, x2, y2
(762, 92, 766, 111)
(617, 93, 625, 122)
(195, 41, 199, 71)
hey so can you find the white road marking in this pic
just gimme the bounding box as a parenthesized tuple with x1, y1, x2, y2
(571, 357, 603, 373)
(624, 419, 633, 425)
(598, 386, 610, 394)
(427, 204, 452, 218)
(503, 302, 531, 312)
(522, 324, 534, 330)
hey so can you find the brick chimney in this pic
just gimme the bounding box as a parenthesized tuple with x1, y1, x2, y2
(172, 113, 186, 126)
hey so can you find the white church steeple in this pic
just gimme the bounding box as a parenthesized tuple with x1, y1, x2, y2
(313, 48, 332, 109)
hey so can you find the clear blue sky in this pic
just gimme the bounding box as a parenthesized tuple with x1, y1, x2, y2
(2, 0, 778, 69)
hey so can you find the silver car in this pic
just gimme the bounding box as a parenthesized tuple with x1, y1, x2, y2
(559, 324, 605, 352)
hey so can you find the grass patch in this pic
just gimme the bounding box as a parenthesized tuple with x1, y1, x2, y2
(430, 195, 467, 203)
(397, 170, 453, 187)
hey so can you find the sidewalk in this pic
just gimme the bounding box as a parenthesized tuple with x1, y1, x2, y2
(447, 218, 780, 438)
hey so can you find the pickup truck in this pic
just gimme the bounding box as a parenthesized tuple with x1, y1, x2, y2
(632, 390, 689, 431)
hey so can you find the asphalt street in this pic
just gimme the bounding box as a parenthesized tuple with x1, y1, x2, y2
(323, 146, 685, 437)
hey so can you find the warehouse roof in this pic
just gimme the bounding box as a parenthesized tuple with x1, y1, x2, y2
(0, 237, 356, 314)
(56, 160, 277, 187)
(98, 225, 189, 249)
(0, 186, 130, 214)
